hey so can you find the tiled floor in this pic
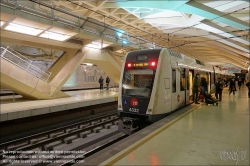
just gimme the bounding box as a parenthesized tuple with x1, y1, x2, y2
(100, 86, 249, 166)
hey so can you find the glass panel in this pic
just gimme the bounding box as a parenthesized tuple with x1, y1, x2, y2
(137, 55, 147, 60)
(180, 68, 185, 91)
(172, 69, 176, 93)
(122, 69, 154, 97)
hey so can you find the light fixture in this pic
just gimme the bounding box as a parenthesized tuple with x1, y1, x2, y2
(84, 63, 93, 66)
(122, 40, 127, 44)
(85, 43, 101, 49)
(40, 31, 71, 41)
(85, 42, 108, 49)
(4, 23, 43, 36)
(92, 41, 101, 45)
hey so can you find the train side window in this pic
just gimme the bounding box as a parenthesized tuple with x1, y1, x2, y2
(180, 68, 185, 91)
(172, 69, 176, 93)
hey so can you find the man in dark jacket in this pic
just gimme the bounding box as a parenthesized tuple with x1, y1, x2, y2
(229, 77, 236, 95)
(246, 81, 250, 98)
(99, 76, 104, 90)
(106, 76, 110, 90)
(215, 77, 223, 101)
(192, 73, 200, 104)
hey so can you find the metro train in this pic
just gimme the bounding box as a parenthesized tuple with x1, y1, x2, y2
(117, 48, 234, 134)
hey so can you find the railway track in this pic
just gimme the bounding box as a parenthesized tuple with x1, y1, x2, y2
(0, 113, 121, 165)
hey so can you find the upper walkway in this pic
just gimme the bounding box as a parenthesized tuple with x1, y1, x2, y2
(0, 89, 118, 122)
(1, 46, 121, 100)
(99, 85, 249, 166)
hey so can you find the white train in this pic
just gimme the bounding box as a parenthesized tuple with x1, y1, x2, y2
(117, 48, 233, 134)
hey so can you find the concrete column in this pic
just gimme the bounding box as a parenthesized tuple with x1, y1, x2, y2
(49, 48, 89, 96)
(47, 49, 78, 82)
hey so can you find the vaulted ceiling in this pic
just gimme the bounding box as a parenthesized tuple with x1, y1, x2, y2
(1, 0, 249, 70)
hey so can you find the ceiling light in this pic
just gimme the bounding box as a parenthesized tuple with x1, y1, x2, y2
(4, 23, 43, 36)
(85, 43, 101, 49)
(84, 63, 93, 66)
(85, 43, 108, 49)
(40, 31, 71, 41)
(92, 41, 101, 45)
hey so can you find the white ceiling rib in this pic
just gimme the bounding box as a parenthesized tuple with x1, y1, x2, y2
(0, 0, 249, 70)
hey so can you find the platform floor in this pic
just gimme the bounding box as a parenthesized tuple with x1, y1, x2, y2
(101, 86, 249, 166)
(0, 89, 118, 122)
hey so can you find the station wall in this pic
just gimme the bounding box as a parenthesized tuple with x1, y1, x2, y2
(33, 61, 116, 90)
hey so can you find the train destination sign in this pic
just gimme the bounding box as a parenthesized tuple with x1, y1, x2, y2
(133, 63, 148, 67)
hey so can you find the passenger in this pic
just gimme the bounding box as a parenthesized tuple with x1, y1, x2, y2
(238, 77, 242, 90)
(192, 73, 200, 104)
(200, 77, 207, 102)
(242, 77, 245, 84)
(99, 76, 104, 90)
(106, 76, 110, 90)
(229, 77, 237, 95)
(201, 77, 208, 93)
(246, 80, 250, 98)
(215, 77, 223, 101)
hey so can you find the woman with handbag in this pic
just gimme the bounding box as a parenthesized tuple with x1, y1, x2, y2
(229, 77, 237, 95)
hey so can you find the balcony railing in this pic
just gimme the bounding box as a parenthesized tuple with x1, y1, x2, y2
(1, 46, 52, 82)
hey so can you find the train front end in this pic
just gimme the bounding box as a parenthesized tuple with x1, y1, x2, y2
(117, 49, 161, 134)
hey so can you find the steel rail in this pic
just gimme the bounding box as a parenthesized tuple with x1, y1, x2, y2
(0, 113, 117, 150)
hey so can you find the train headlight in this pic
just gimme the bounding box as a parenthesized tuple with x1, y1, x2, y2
(151, 61, 156, 66)
(127, 63, 132, 68)
(149, 61, 157, 68)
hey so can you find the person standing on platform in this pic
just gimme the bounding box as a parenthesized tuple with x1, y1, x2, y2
(200, 77, 208, 102)
(238, 77, 242, 90)
(192, 73, 200, 104)
(106, 76, 110, 90)
(229, 77, 237, 95)
(246, 81, 250, 98)
(99, 76, 104, 90)
(215, 77, 223, 101)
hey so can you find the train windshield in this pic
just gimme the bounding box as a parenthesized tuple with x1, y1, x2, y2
(122, 69, 155, 97)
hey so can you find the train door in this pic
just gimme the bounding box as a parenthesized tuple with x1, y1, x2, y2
(211, 72, 215, 85)
(189, 70, 194, 103)
(185, 68, 190, 105)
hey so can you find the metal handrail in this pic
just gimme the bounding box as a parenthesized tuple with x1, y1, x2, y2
(0, 46, 52, 82)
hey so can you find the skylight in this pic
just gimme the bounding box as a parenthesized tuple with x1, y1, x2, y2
(40, 31, 71, 41)
(4, 23, 43, 36)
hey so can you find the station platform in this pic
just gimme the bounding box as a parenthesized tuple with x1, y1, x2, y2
(99, 86, 249, 166)
(0, 89, 118, 122)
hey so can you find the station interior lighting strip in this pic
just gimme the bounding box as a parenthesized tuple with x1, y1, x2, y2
(4, 23, 43, 36)
(39, 31, 71, 41)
